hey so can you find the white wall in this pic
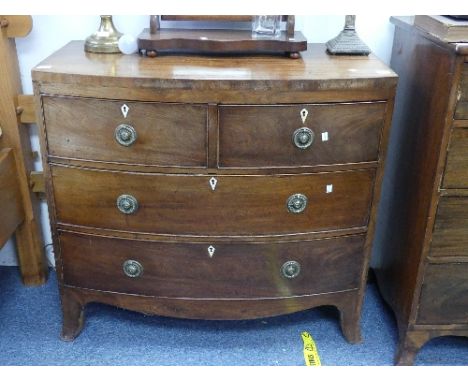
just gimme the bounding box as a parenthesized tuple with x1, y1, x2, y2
(0, 14, 395, 266)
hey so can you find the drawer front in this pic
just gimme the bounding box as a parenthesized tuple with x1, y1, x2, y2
(51, 165, 375, 236)
(455, 65, 468, 120)
(59, 231, 366, 298)
(443, 127, 468, 188)
(430, 196, 468, 258)
(219, 102, 386, 168)
(42, 96, 208, 167)
(417, 263, 468, 324)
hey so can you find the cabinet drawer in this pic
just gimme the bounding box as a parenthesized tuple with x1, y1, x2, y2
(443, 127, 468, 188)
(59, 231, 366, 298)
(455, 65, 468, 120)
(417, 263, 468, 324)
(51, 165, 374, 236)
(430, 196, 468, 258)
(42, 96, 208, 167)
(219, 102, 386, 168)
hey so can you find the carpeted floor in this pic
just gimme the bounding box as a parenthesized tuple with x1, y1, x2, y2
(0, 266, 466, 366)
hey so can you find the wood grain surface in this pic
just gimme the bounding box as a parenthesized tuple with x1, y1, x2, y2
(51, 165, 375, 237)
(0, 149, 24, 247)
(417, 263, 468, 324)
(372, 17, 468, 365)
(33, 40, 396, 343)
(59, 230, 365, 299)
(42, 96, 208, 167)
(137, 29, 307, 55)
(455, 64, 468, 119)
(219, 102, 386, 168)
(443, 127, 468, 188)
(429, 196, 468, 258)
(32, 42, 397, 100)
(0, 19, 47, 284)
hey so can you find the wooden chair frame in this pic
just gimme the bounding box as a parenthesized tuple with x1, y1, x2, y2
(0, 15, 47, 285)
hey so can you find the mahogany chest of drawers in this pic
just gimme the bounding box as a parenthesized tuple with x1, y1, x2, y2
(32, 41, 397, 344)
(372, 17, 468, 365)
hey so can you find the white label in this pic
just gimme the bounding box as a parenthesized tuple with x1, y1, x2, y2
(321, 132, 329, 141)
(326, 184, 333, 193)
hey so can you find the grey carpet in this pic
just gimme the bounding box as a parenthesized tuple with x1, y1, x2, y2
(0, 266, 466, 365)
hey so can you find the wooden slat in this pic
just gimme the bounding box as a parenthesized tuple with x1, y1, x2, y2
(29, 171, 45, 193)
(0, 19, 47, 285)
(17, 94, 36, 124)
(0, 149, 24, 247)
(0, 15, 32, 38)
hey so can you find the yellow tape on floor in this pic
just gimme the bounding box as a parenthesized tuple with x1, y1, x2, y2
(301, 331, 321, 366)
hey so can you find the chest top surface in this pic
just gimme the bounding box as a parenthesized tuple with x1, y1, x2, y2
(32, 41, 397, 88)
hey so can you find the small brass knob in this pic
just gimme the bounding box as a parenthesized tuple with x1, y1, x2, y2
(123, 260, 143, 278)
(281, 260, 301, 279)
(115, 124, 137, 146)
(117, 194, 138, 214)
(287, 193, 308, 214)
(293, 127, 314, 149)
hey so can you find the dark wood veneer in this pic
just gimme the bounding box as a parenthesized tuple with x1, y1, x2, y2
(60, 231, 365, 299)
(33, 41, 396, 346)
(219, 102, 386, 168)
(372, 17, 468, 365)
(42, 96, 208, 168)
(443, 127, 468, 188)
(51, 165, 375, 236)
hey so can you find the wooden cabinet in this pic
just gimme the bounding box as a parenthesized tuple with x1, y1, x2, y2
(33, 42, 396, 343)
(372, 17, 468, 365)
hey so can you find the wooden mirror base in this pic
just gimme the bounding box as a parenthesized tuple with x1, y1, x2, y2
(137, 28, 307, 58)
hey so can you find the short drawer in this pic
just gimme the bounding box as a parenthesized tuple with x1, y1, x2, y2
(59, 231, 366, 298)
(51, 165, 375, 236)
(42, 96, 207, 167)
(454, 65, 468, 120)
(443, 127, 468, 188)
(429, 196, 468, 259)
(417, 263, 468, 325)
(218, 102, 386, 168)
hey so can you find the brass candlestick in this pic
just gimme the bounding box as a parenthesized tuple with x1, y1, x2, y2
(84, 15, 122, 53)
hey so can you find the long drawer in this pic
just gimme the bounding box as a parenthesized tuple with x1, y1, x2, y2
(417, 263, 468, 324)
(219, 102, 386, 168)
(42, 96, 208, 167)
(51, 165, 375, 236)
(443, 127, 468, 188)
(429, 196, 468, 258)
(59, 230, 366, 298)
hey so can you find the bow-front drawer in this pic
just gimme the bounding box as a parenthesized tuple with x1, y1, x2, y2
(59, 231, 366, 299)
(219, 102, 386, 168)
(51, 165, 374, 236)
(443, 127, 468, 188)
(417, 263, 468, 325)
(42, 96, 208, 167)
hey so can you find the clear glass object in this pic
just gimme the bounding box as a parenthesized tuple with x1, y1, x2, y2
(252, 15, 281, 37)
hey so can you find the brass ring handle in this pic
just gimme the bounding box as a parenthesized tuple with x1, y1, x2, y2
(115, 124, 137, 146)
(287, 193, 308, 214)
(117, 194, 139, 214)
(293, 127, 314, 149)
(281, 260, 301, 279)
(123, 260, 143, 278)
